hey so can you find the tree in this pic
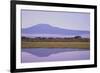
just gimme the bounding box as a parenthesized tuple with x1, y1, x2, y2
(74, 36, 82, 39)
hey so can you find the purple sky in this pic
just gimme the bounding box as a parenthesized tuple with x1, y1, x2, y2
(21, 10, 90, 31)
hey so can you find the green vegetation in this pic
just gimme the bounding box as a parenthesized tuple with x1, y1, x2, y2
(22, 41, 90, 49)
(21, 37, 90, 49)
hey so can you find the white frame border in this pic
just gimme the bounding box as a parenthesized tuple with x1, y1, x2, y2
(16, 4, 94, 69)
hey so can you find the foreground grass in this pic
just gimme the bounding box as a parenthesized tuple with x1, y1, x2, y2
(22, 41, 90, 49)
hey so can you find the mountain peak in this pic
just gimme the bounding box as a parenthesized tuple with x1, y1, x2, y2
(22, 23, 90, 38)
(34, 24, 52, 27)
(37, 23, 50, 25)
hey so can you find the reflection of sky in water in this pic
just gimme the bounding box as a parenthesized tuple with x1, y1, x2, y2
(22, 48, 89, 57)
(21, 48, 90, 63)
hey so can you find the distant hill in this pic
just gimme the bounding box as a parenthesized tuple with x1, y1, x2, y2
(22, 24, 90, 38)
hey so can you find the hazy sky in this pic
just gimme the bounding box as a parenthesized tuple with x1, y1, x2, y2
(21, 10, 90, 31)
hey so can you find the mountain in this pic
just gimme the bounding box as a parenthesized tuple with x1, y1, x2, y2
(22, 24, 90, 38)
